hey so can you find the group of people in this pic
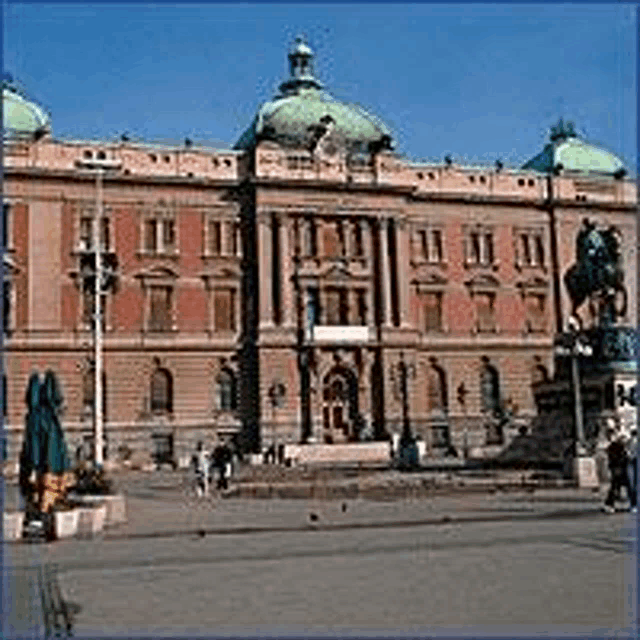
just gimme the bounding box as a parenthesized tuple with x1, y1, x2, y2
(602, 421, 637, 514)
(192, 440, 233, 497)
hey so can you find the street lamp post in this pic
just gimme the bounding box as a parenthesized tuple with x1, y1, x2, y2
(391, 351, 418, 468)
(76, 157, 121, 468)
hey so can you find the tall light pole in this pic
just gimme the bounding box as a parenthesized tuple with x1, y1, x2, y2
(76, 157, 121, 468)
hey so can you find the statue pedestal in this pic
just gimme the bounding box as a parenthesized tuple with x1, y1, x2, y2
(573, 456, 599, 489)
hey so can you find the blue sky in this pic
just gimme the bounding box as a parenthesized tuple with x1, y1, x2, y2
(4, 3, 636, 169)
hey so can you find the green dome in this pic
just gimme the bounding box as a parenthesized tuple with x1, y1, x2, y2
(234, 37, 392, 152)
(2, 77, 51, 140)
(522, 119, 625, 177)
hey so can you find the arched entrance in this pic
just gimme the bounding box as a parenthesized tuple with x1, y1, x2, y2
(322, 367, 358, 444)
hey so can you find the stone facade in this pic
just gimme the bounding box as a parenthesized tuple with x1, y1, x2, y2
(2, 43, 636, 465)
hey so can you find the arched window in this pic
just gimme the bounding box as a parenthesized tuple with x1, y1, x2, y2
(217, 369, 237, 411)
(151, 368, 173, 414)
(427, 365, 448, 414)
(480, 363, 501, 416)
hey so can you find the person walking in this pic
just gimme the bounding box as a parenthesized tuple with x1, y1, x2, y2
(603, 427, 636, 514)
(626, 427, 638, 508)
(192, 441, 210, 497)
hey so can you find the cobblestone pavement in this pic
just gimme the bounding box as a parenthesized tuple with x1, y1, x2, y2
(4, 469, 637, 636)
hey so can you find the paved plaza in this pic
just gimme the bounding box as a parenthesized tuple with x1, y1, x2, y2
(4, 470, 638, 637)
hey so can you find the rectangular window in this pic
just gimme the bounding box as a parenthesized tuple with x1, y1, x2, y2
(3, 281, 11, 335)
(2, 204, 9, 249)
(534, 235, 545, 267)
(149, 286, 172, 331)
(484, 233, 494, 265)
(162, 219, 176, 252)
(430, 229, 443, 263)
(80, 217, 93, 251)
(356, 289, 367, 325)
(520, 234, 531, 265)
(476, 293, 496, 333)
(325, 288, 341, 325)
(214, 289, 236, 332)
(144, 219, 158, 253)
(324, 223, 340, 258)
(100, 217, 110, 251)
(422, 292, 443, 332)
(526, 294, 547, 333)
(419, 230, 428, 259)
(470, 232, 481, 264)
(339, 288, 349, 325)
(304, 219, 317, 257)
(208, 220, 222, 255)
(353, 222, 364, 257)
(337, 221, 346, 256)
(226, 221, 238, 256)
(307, 288, 320, 326)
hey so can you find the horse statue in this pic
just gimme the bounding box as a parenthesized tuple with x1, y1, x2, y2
(564, 218, 627, 329)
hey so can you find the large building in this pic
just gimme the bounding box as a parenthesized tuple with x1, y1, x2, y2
(2, 38, 636, 466)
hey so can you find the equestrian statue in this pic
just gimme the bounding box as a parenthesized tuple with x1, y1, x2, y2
(564, 218, 627, 330)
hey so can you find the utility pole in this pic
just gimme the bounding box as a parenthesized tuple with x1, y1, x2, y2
(76, 157, 121, 468)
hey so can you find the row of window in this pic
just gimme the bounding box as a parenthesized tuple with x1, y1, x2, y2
(79, 366, 238, 418)
(81, 285, 237, 333)
(306, 288, 368, 326)
(416, 291, 547, 334)
(76, 214, 241, 258)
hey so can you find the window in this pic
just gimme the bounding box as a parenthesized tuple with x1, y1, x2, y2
(3, 281, 12, 335)
(475, 292, 496, 333)
(481, 364, 501, 416)
(226, 221, 238, 256)
(416, 228, 444, 263)
(427, 365, 448, 413)
(465, 228, 495, 266)
(216, 369, 237, 411)
(324, 222, 342, 258)
(356, 289, 367, 325)
(150, 368, 173, 413)
(421, 292, 443, 332)
(517, 230, 545, 268)
(303, 219, 317, 257)
(149, 286, 173, 332)
(208, 220, 222, 255)
(525, 293, 547, 333)
(287, 155, 314, 170)
(1, 373, 6, 417)
(79, 216, 111, 251)
(213, 288, 236, 332)
(325, 288, 348, 325)
(307, 288, 321, 327)
(2, 203, 9, 249)
(143, 211, 177, 255)
(534, 235, 545, 266)
(352, 222, 364, 257)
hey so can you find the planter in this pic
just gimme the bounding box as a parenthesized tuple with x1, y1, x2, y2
(69, 494, 126, 526)
(76, 504, 107, 537)
(3, 511, 25, 541)
(54, 509, 79, 539)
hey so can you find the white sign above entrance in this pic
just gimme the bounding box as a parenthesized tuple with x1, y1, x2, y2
(311, 326, 370, 343)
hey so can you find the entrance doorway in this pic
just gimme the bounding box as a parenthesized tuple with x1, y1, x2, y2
(322, 368, 357, 443)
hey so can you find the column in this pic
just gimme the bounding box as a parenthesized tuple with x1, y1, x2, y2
(397, 218, 411, 328)
(280, 215, 294, 327)
(258, 214, 274, 327)
(379, 217, 393, 326)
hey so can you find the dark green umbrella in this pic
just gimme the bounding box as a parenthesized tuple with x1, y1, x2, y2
(40, 370, 71, 475)
(19, 372, 44, 492)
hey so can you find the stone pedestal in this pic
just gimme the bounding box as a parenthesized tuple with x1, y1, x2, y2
(573, 456, 599, 489)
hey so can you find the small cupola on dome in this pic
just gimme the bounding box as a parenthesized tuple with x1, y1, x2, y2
(234, 36, 393, 153)
(2, 73, 52, 141)
(522, 118, 626, 178)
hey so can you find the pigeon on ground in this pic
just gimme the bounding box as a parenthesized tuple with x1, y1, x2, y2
(309, 513, 319, 522)
(341, 502, 348, 513)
